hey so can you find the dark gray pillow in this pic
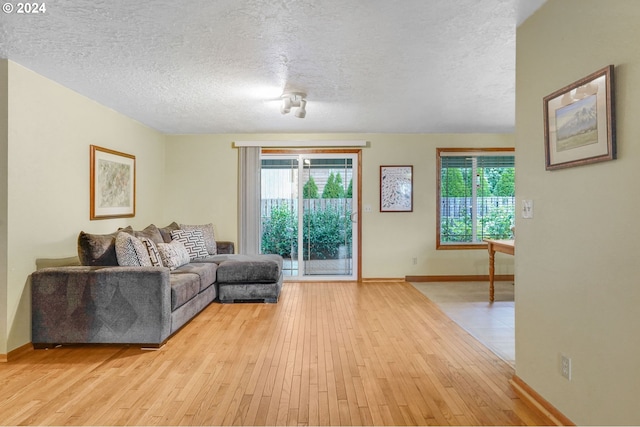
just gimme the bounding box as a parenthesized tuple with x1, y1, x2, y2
(134, 224, 164, 244)
(158, 222, 180, 243)
(77, 226, 133, 266)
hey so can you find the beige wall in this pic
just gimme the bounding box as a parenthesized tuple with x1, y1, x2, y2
(165, 133, 514, 278)
(516, 1, 640, 424)
(0, 61, 166, 354)
(164, 135, 239, 243)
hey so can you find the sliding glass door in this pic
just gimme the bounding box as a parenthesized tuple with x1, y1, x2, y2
(261, 152, 358, 280)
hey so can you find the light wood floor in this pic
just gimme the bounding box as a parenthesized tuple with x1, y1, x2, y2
(0, 281, 547, 426)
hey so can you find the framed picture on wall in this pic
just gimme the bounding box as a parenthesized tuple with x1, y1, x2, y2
(543, 65, 616, 170)
(90, 145, 136, 220)
(380, 165, 413, 212)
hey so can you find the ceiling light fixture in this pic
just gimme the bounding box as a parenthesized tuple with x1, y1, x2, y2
(280, 92, 307, 118)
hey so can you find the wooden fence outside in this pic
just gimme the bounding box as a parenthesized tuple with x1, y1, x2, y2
(440, 197, 515, 217)
(261, 198, 353, 217)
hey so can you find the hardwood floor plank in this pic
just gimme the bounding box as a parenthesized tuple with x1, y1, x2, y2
(0, 281, 552, 426)
(308, 383, 320, 426)
(318, 390, 331, 426)
(253, 395, 271, 426)
(358, 361, 386, 425)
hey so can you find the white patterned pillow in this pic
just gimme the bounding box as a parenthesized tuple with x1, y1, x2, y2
(115, 232, 152, 267)
(157, 240, 190, 270)
(179, 223, 217, 255)
(139, 236, 164, 267)
(171, 229, 209, 260)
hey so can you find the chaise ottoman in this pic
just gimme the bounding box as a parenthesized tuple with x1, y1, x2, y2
(215, 254, 283, 303)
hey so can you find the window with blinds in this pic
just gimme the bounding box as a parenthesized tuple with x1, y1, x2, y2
(437, 148, 515, 249)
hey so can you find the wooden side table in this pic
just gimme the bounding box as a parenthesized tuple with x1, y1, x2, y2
(484, 239, 515, 302)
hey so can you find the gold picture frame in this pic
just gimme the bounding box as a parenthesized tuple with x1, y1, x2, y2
(543, 65, 616, 170)
(90, 145, 136, 220)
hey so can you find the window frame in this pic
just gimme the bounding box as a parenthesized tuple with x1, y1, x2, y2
(436, 147, 515, 250)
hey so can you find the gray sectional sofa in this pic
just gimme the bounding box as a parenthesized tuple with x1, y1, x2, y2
(31, 222, 283, 348)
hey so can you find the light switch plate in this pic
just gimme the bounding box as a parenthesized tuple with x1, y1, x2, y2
(522, 200, 534, 219)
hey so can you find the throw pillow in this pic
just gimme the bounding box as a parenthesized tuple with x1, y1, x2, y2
(77, 226, 133, 266)
(157, 240, 191, 270)
(139, 236, 164, 267)
(115, 232, 152, 267)
(158, 221, 180, 243)
(170, 229, 209, 260)
(179, 223, 217, 255)
(134, 224, 164, 244)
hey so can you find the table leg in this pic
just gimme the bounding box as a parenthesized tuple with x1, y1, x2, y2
(488, 247, 495, 303)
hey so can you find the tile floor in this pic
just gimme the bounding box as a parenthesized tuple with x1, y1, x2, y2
(411, 281, 515, 366)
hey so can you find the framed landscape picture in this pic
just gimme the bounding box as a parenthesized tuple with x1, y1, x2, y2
(380, 165, 413, 212)
(90, 145, 136, 220)
(543, 65, 616, 170)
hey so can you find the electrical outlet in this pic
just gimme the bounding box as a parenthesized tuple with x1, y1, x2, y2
(561, 354, 572, 380)
(412, 257, 417, 265)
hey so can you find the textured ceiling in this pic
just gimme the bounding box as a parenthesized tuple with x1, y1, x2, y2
(0, 0, 545, 134)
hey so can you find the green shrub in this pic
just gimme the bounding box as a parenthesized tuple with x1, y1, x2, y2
(261, 204, 297, 257)
(480, 206, 514, 239)
(261, 202, 352, 259)
(441, 206, 514, 242)
(302, 207, 351, 259)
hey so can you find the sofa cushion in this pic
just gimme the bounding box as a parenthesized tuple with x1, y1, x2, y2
(139, 236, 164, 267)
(188, 254, 231, 264)
(158, 222, 180, 243)
(174, 262, 217, 292)
(170, 229, 209, 260)
(77, 226, 133, 266)
(179, 223, 217, 255)
(169, 272, 201, 310)
(209, 254, 283, 269)
(157, 240, 190, 270)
